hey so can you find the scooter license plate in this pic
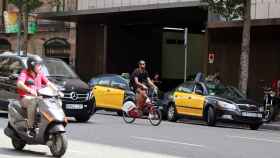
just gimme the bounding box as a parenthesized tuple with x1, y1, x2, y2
(241, 112, 262, 118)
(66, 104, 83, 109)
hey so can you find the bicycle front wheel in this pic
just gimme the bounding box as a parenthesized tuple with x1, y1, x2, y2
(148, 109, 162, 126)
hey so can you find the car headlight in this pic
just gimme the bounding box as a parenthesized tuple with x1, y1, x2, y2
(217, 101, 237, 110)
(87, 91, 93, 100)
(259, 106, 264, 112)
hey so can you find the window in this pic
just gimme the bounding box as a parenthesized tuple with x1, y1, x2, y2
(177, 83, 194, 93)
(89, 78, 100, 87)
(195, 83, 204, 94)
(0, 39, 11, 52)
(44, 38, 70, 64)
(97, 77, 110, 86)
(111, 76, 129, 90)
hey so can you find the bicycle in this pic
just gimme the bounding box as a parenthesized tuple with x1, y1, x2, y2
(122, 88, 162, 126)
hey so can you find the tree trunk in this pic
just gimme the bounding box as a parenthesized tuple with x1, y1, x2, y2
(22, 9, 28, 55)
(239, 0, 251, 95)
(16, 10, 22, 55)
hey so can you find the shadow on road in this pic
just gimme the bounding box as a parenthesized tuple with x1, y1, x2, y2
(177, 119, 250, 130)
(0, 147, 51, 157)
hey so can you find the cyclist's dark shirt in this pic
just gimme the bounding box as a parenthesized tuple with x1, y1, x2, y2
(130, 68, 149, 90)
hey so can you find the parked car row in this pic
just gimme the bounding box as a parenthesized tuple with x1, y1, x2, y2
(0, 52, 265, 130)
(88, 74, 264, 130)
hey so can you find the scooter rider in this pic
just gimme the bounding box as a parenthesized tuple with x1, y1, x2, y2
(131, 60, 157, 109)
(17, 56, 59, 137)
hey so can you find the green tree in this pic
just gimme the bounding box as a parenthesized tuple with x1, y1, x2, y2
(203, 0, 251, 95)
(9, 0, 43, 55)
(49, 0, 65, 12)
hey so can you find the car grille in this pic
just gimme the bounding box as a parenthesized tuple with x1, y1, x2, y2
(61, 91, 88, 102)
(237, 104, 258, 111)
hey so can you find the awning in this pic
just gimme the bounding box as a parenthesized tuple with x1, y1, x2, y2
(38, 1, 208, 30)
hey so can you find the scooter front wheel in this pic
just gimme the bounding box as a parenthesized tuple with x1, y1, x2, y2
(122, 111, 136, 124)
(49, 133, 68, 157)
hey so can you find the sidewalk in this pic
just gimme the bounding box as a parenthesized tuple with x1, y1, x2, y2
(261, 122, 280, 131)
(261, 115, 280, 131)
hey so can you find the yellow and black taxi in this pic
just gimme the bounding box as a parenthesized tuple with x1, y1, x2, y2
(161, 81, 263, 130)
(88, 74, 135, 116)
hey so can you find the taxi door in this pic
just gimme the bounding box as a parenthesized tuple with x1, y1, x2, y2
(92, 85, 108, 108)
(92, 78, 111, 108)
(174, 83, 195, 115)
(187, 83, 205, 117)
(104, 86, 125, 110)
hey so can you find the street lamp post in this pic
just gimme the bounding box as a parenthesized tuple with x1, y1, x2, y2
(184, 28, 188, 82)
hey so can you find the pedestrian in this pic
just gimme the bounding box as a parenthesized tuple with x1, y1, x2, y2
(152, 73, 162, 87)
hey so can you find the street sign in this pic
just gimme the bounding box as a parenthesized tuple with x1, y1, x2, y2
(3, 11, 19, 33)
(208, 52, 215, 64)
(4, 11, 37, 34)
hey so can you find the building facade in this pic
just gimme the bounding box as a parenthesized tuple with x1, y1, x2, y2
(0, 0, 77, 66)
(39, 0, 280, 96)
(208, 0, 280, 100)
(41, 0, 208, 90)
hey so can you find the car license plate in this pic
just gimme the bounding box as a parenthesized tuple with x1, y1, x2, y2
(242, 112, 262, 118)
(66, 104, 83, 109)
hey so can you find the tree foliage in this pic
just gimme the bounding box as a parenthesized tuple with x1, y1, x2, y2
(202, 0, 244, 21)
(9, 0, 43, 13)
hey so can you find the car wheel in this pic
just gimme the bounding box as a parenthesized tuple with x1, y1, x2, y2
(249, 123, 261, 130)
(75, 114, 91, 122)
(117, 111, 123, 116)
(206, 106, 216, 126)
(167, 104, 177, 122)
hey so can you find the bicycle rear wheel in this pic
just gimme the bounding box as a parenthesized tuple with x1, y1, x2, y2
(122, 111, 136, 124)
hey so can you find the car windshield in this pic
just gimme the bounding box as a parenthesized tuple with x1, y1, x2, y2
(41, 59, 77, 78)
(206, 82, 246, 99)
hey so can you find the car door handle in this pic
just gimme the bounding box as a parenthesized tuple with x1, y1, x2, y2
(107, 89, 111, 92)
(188, 97, 192, 99)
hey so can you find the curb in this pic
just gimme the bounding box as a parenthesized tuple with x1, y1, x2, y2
(261, 123, 280, 131)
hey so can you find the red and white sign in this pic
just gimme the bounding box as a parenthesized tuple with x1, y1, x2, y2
(208, 52, 215, 64)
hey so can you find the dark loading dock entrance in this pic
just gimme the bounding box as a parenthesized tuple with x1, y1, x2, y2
(40, 2, 208, 90)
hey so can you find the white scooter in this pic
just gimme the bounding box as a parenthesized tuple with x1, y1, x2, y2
(4, 86, 68, 157)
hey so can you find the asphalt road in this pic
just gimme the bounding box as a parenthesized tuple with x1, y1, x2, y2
(0, 111, 279, 158)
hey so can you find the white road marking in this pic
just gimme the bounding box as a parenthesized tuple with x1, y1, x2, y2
(227, 135, 280, 144)
(131, 136, 206, 148)
(0, 128, 182, 158)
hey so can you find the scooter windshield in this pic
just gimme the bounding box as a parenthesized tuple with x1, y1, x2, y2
(38, 87, 58, 97)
